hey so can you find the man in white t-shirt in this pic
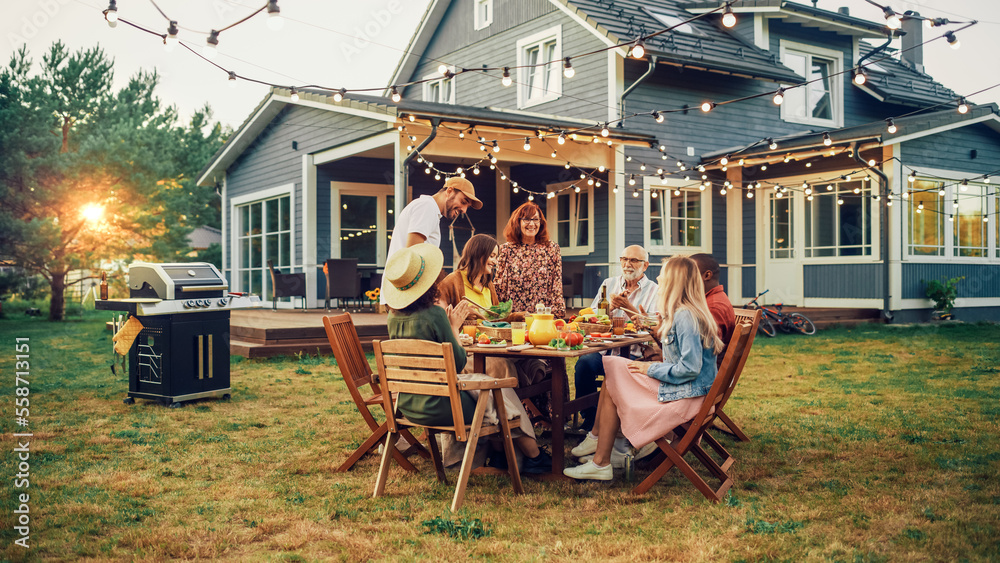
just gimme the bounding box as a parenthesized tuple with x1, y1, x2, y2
(381, 176, 482, 302)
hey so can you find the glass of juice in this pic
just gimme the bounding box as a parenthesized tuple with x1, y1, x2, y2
(462, 323, 478, 338)
(525, 315, 534, 331)
(511, 322, 526, 345)
(612, 316, 626, 336)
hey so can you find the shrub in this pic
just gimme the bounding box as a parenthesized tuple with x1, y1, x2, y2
(924, 276, 964, 314)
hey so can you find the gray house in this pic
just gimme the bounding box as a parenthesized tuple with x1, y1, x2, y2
(198, 0, 1000, 322)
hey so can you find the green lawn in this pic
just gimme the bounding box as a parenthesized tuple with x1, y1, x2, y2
(1, 312, 998, 561)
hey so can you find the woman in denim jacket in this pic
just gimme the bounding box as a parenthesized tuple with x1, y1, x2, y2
(565, 255, 725, 481)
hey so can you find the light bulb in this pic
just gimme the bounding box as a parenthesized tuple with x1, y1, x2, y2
(722, 5, 736, 28)
(164, 21, 179, 52)
(523, 138, 531, 151)
(768, 138, 777, 150)
(945, 31, 960, 50)
(701, 102, 714, 112)
(501, 67, 512, 87)
(438, 63, 449, 76)
(492, 141, 499, 153)
(631, 39, 645, 59)
(557, 132, 566, 145)
(290, 88, 299, 102)
(883, 7, 901, 30)
(390, 87, 401, 103)
(854, 68, 867, 85)
(334, 88, 345, 102)
(823, 133, 832, 146)
(653, 111, 664, 123)
(628, 175, 636, 186)
(104, 0, 118, 27)
(720, 155, 729, 166)
(563, 57, 575, 78)
(886, 118, 897, 134)
(408, 114, 416, 122)
(551, 150, 557, 158)
(958, 98, 969, 114)
(266, 0, 283, 31)
(772, 88, 784, 105)
(228, 71, 237, 88)
(601, 124, 610, 137)
(204, 30, 220, 59)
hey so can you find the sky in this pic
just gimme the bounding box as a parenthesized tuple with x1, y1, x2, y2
(2, 0, 997, 131)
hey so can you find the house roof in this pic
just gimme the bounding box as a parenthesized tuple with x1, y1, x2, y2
(196, 88, 656, 186)
(702, 103, 1000, 163)
(561, 0, 803, 82)
(853, 42, 959, 108)
(680, 1, 896, 38)
(187, 226, 222, 250)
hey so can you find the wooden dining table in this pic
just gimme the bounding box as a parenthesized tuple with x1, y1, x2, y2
(464, 334, 652, 479)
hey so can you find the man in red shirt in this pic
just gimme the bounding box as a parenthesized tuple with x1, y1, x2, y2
(690, 254, 736, 367)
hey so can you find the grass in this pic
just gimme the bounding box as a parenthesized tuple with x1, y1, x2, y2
(1, 312, 998, 561)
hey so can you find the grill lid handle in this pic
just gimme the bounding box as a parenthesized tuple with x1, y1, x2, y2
(179, 285, 229, 292)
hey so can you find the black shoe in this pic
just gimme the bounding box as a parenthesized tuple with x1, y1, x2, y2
(521, 450, 552, 475)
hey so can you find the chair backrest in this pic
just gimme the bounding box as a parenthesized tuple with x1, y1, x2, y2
(325, 258, 360, 299)
(323, 313, 379, 409)
(373, 339, 468, 442)
(562, 260, 586, 298)
(268, 260, 306, 298)
(676, 322, 754, 451)
(718, 309, 761, 410)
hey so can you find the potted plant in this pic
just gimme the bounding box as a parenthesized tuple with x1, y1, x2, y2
(924, 276, 964, 320)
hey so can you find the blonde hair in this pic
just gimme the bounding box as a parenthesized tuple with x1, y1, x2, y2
(655, 255, 724, 355)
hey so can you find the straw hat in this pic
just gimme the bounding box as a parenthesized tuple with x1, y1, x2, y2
(382, 243, 445, 309)
(444, 176, 483, 210)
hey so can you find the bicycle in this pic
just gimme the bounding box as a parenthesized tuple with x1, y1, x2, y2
(743, 289, 816, 337)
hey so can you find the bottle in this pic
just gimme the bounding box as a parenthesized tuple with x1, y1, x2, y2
(100, 271, 109, 300)
(596, 285, 609, 317)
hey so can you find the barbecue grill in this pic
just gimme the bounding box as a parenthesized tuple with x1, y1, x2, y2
(97, 262, 261, 407)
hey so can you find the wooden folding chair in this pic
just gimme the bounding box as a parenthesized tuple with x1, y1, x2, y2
(322, 314, 426, 473)
(632, 320, 756, 502)
(710, 309, 761, 442)
(373, 339, 524, 512)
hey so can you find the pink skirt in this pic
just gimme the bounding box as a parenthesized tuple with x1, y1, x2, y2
(602, 355, 708, 448)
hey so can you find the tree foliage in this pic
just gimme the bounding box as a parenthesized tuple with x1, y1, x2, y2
(0, 42, 228, 320)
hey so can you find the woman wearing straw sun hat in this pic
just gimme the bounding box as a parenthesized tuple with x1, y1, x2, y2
(384, 243, 552, 474)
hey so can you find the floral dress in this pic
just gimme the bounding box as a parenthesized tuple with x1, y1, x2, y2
(494, 241, 565, 318)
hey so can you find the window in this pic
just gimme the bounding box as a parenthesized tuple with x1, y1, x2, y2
(804, 180, 872, 257)
(332, 184, 396, 266)
(908, 180, 945, 256)
(643, 179, 712, 254)
(547, 181, 593, 256)
(769, 193, 794, 259)
(474, 0, 493, 30)
(953, 185, 987, 257)
(516, 26, 562, 108)
(779, 41, 843, 128)
(422, 68, 455, 104)
(647, 9, 705, 36)
(236, 193, 292, 298)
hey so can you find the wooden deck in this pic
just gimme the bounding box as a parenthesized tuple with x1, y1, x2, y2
(228, 306, 883, 358)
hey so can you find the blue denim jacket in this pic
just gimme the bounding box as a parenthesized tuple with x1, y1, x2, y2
(646, 309, 718, 402)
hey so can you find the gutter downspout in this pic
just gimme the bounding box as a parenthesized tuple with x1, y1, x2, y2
(400, 117, 440, 204)
(620, 56, 658, 118)
(852, 141, 893, 323)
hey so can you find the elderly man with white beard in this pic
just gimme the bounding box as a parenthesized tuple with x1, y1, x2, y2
(571, 245, 658, 442)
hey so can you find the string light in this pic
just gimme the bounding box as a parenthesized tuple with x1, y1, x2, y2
(601, 124, 610, 137)
(557, 132, 566, 144)
(960, 179, 969, 191)
(492, 141, 500, 153)
(501, 67, 512, 87)
(652, 111, 664, 123)
(266, 0, 283, 31)
(103, 0, 118, 27)
(886, 118, 897, 134)
(333, 88, 346, 102)
(945, 31, 960, 50)
(701, 102, 715, 113)
(390, 87, 401, 103)
(203, 30, 219, 58)
(408, 114, 416, 122)
(228, 71, 237, 87)
(909, 171, 917, 182)
(631, 38, 646, 59)
(632, 188, 639, 198)
(437, 63, 449, 76)
(164, 20, 179, 52)
(720, 155, 729, 166)
(882, 6, 901, 30)
(523, 137, 531, 151)
(958, 98, 969, 114)
(563, 58, 575, 78)
(722, 4, 737, 28)
(628, 175, 636, 186)
(290, 87, 299, 102)
(772, 88, 785, 105)
(768, 138, 777, 150)
(823, 133, 832, 146)
(651, 189, 658, 199)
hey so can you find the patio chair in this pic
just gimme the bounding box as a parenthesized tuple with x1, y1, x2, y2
(372, 338, 524, 512)
(709, 308, 762, 442)
(324, 258, 360, 311)
(267, 260, 306, 311)
(322, 313, 426, 473)
(632, 320, 756, 502)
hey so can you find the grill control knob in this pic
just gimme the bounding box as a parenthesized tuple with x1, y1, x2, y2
(217, 298, 229, 307)
(184, 300, 195, 308)
(200, 299, 211, 307)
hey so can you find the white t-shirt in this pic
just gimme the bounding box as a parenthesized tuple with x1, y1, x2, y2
(380, 195, 443, 303)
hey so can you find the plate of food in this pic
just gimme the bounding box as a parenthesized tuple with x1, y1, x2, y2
(476, 341, 508, 348)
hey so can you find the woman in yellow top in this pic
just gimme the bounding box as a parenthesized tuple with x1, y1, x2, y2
(439, 234, 501, 314)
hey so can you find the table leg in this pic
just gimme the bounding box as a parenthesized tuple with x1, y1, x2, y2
(474, 353, 485, 374)
(550, 358, 566, 478)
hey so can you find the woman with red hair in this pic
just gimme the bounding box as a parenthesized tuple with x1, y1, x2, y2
(494, 202, 565, 318)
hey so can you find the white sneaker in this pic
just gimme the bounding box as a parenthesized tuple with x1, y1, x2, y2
(570, 434, 599, 457)
(579, 449, 627, 469)
(563, 460, 613, 481)
(635, 442, 658, 460)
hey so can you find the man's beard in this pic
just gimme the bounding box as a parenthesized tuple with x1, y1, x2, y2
(622, 269, 644, 282)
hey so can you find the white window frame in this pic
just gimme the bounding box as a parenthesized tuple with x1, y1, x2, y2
(422, 66, 456, 104)
(230, 183, 296, 295)
(779, 40, 844, 129)
(642, 176, 712, 255)
(515, 25, 562, 109)
(331, 182, 406, 267)
(474, 0, 493, 30)
(803, 179, 875, 258)
(546, 180, 594, 256)
(902, 168, 999, 262)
